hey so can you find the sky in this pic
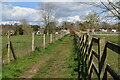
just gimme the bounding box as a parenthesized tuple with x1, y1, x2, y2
(0, 0, 118, 26)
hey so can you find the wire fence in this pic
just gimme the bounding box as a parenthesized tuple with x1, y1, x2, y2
(2, 33, 66, 64)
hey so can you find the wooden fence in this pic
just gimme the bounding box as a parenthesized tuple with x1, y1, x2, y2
(74, 33, 120, 80)
(3, 32, 66, 64)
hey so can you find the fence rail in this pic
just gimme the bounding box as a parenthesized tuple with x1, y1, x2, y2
(74, 33, 120, 80)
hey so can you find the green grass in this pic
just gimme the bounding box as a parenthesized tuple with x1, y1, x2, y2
(66, 43, 78, 78)
(2, 35, 36, 63)
(2, 35, 65, 78)
(2, 34, 59, 63)
(95, 32, 118, 34)
(93, 34, 119, 44)
(3, 52, 41, 78)
(33, 52, 58, 78)
(33, 35, 77, 78)
(91, 34, 120, 76)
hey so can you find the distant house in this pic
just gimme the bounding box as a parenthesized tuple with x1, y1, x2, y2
(111, 29, 117, 32)
(60, 29, 70, 34)
(99, 28, 107, 32)
(99, 27, 117, 32)
(35, 31, 41, 35)
(8, 30, 15, 35)
(107, 27, 117, 32)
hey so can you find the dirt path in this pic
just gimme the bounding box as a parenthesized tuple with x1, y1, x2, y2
(20, 53, 54, 78)
(20, 35, 73, 78)
(34, 35, 73, 78)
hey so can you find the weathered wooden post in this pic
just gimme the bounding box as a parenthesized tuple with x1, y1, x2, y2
(43, 34, 45, 49)
(7, 31, 10, 64)
(32, 32, 35, 52)
(53, 34, 55, 42)
(54, 34, 56, 41)
(60, 33, 62, 39)
(58, 34, 60, 39)
(100, 37, 106, 55)
(100, 37, 106, 79)
(56, 34, 58, 40)
(50, 34, 52, 43)
(55, 34, 57, 41)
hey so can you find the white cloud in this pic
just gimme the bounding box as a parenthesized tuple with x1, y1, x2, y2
(2, 2, 92, 25)
(57, 15, 81, 26)
(2, 3, 40, 22)
(0, 21, 19, 25)
(66, 16, 81, 22)
(52, 2, 95, 17)
(1, 2, 117, 25)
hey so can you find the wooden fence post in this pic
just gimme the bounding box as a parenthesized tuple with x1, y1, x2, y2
(53, 34, 55, 42)
(58, 34, 60, 39)
(43, 34, 45, 49)
(56, 34, 58, 40)
(50, 34, 52, 43)
(100, 37, 106, 78)
(32, 32, 35, 52)
(54, 34, 56, 41)
(7, 31, 10, 64)
(60, 34, 62, 39)
(100, 37, 106, 56)
(10, 41, 16, 60)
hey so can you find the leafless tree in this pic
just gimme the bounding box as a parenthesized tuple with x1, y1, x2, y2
(80, 0, 120, 20)
(38, 2, 57, 34)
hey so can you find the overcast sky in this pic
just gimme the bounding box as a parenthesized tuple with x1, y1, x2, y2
(0, 0, 118, 25)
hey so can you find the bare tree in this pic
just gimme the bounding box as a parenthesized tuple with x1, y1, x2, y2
(20, 19, 32, 35)
(100, 0, 120, 19)
(84, 12, 100, 30)
(90, 0, 120, 31)
(38, 2, 57, 34)
(80, 0, 120, 20)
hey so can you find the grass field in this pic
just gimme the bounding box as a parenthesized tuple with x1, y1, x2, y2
(2, 36, 60, 78)
(2, 34, 77, 78)
(2, 34, 60, 64)
(93, 34, 119, 44)
(2, 33, 119, 78)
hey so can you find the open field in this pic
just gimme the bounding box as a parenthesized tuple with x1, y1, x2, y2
(2, 33, 119, 79)
(2, 34, 60, 63)
(93, 34, 119, 44)
(2, 35, 77, 78)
